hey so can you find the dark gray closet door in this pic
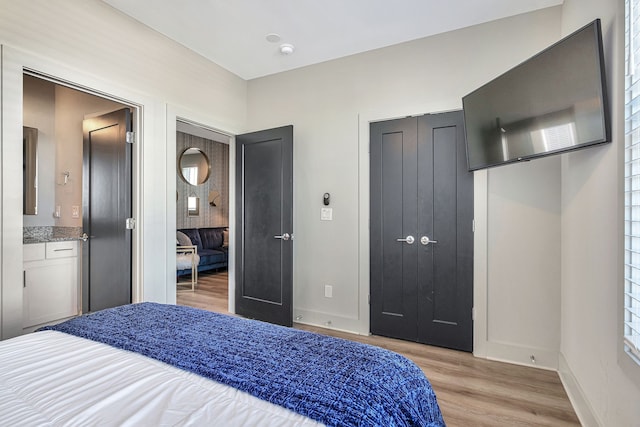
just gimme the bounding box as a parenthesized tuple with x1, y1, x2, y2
(417, 111, 473, 351)
(235, 125, 293, 327)
(370, 111, 473, 351)
(370, 117, 419, 341)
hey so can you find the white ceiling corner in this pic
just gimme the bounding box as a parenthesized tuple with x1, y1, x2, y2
(101, 0, 564, 80)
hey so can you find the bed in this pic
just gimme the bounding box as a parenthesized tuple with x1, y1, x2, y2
(0, 302, 444, 426)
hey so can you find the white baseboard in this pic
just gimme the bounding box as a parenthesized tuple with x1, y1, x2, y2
(293, 308, 367, 335)
(484, 340, 559, 370)
(558, 352, 601, 427)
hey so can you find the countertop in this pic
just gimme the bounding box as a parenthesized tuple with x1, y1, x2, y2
(23, 226, 83, 244)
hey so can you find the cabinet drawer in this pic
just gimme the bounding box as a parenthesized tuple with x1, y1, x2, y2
(23, 243, 45, 262)
(46, 241, 78, 259)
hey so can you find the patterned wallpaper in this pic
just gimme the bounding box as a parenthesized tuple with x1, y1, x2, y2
(176, 131, 229, 229)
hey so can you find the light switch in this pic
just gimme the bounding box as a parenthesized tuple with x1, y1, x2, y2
(321, 207, 333, 221)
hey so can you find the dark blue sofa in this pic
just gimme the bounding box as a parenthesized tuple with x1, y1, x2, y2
(177, 227, 228, 277)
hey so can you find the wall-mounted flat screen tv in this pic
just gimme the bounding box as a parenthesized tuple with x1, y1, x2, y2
(462, 19, 610, 171)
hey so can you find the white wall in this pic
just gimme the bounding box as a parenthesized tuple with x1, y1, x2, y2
(559, 0, 640, 425)
(247, 5, 564, 366)
(485, 156, 561, 368)
(0, 0, 247, 338)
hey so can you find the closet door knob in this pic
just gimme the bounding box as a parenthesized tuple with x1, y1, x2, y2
(396, 236, 415, 245)
(420, 236, 438, 245)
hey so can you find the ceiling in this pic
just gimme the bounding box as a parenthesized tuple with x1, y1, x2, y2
(102, 0, 563, 80)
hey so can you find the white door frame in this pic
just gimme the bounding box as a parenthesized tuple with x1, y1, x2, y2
(166, 105, 241, 312)
(1, 44, 153, 339)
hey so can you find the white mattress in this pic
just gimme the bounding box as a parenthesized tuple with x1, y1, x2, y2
(0, 330, 322, 426)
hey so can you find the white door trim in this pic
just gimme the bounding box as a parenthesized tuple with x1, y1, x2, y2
(1, 44, 156, 339)
(166, 104, 241, 312)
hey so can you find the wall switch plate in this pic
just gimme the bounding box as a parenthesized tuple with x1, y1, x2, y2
(324, 285, 333, 298)
(54, 206, 61, 218)
(72, 206, 80, 218)
(321, 207, 333, 221)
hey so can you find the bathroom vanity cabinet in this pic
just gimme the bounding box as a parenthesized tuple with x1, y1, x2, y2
(23, 241, 79, 328)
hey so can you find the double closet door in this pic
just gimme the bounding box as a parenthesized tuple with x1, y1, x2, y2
(370, 111, 473, 352)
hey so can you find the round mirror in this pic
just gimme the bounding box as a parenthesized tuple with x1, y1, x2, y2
(178, 147, 211, 185)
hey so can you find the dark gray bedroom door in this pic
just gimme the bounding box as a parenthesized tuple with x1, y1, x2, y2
(370, 111, 473, 352)
(82, 108, 132, 313)
(235, 125, 293, 327)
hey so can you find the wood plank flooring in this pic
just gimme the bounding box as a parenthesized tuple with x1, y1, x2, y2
(177, 270, 229, 313)
(177, 271, 580, 426)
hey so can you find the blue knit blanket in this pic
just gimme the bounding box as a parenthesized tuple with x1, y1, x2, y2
(41, 303, 444, 426)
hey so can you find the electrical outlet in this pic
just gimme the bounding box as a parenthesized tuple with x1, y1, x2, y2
(324, 285, 333, 298)
(72, 206, 80, 218)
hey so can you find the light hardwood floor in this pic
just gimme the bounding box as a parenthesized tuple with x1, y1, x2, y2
(177, 271, 580, 426)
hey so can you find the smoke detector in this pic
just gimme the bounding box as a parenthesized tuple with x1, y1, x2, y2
(279, 43, 295, 55)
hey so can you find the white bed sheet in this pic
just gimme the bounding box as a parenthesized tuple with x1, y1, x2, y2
(0, 330, 322, 426)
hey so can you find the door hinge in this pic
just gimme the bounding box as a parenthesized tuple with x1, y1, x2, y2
(472, 219, 476, 233)
(126, 131, 135, 144)
(126, 218, 136, 230)
(368, 294, 370, 304)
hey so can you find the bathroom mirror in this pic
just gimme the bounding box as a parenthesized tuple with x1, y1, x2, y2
(23, 126, 38, 215)
(178, 147, 210, 186)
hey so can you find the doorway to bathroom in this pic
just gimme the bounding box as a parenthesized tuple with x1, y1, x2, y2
(23, 73, 137, 315)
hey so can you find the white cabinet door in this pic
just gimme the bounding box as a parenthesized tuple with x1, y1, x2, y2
(23, 244, 79, 329)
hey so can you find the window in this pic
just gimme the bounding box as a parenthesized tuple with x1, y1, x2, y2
(625, 0, 640, 362)
(182, 166, 199, 185)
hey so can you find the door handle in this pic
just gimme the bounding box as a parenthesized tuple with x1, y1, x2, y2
(396, 235, 415, 244)
(274, 233, 291, 241)
(420, 236, 438, 245)
(80, 233, 90, 242)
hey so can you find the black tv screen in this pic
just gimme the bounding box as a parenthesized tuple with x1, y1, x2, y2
(462, 19, 610, 171)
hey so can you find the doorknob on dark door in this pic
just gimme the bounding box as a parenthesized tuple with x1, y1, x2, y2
(274, 233, 291, 241)
(420, 236, 437, 245)
(396, 236, 415, 244)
